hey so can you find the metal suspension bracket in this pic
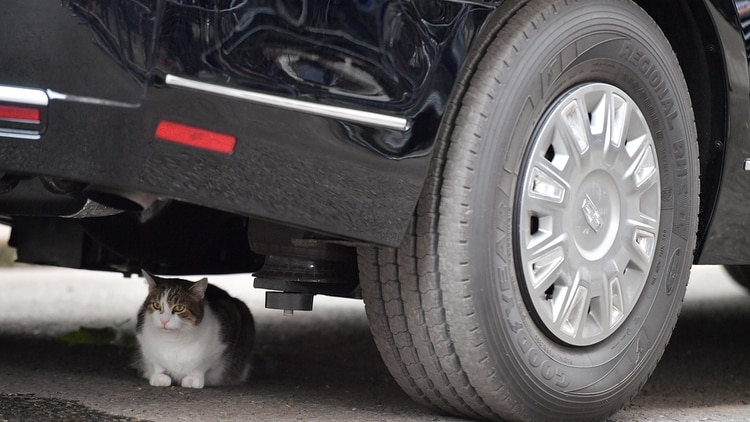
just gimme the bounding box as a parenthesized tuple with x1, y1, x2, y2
(253, 254, 359, 314)
(249, 221, 360, 315)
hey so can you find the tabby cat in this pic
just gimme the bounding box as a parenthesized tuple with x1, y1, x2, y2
(134, 271, 255, 388)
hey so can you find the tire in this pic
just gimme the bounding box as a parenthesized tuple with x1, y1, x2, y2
(358, 0, 699, 420)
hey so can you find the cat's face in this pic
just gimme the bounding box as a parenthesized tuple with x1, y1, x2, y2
(141, 272, 208, 332)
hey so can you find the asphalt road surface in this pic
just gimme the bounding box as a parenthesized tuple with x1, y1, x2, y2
(1, 262, 749, 421)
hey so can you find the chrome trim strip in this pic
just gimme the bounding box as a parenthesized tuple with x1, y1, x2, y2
(165, 75, 410, 131)
(0, 85, 48, 106)
(0, 130, 41, 140)
(46, 90, 139, 108)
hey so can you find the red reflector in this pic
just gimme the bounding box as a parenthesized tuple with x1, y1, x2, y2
(0, 104, 41, 123)
(155, 121, 236, 154)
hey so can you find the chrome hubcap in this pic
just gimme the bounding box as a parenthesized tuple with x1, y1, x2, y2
(517, 83, 660, 346)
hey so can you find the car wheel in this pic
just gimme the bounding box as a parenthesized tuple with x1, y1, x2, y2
(358, 0, 699, 420)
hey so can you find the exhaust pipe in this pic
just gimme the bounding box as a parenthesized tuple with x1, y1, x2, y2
(82, 186, 160, 212)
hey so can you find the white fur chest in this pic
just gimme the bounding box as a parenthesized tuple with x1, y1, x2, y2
(138, 306, 227, 381)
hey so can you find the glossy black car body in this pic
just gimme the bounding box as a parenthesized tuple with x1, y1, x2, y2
(2, 0, 750, 420)
(1, 0, 488, 260)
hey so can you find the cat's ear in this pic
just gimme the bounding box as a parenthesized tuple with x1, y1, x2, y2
(189, 278, 209, 299)
(142, 270, 158, 290)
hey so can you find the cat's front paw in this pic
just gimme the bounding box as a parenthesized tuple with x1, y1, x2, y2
(149, 373, 172, 387)
(181, 375, 205, 389)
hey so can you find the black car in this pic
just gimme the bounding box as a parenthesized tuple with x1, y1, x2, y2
(2, 0, 749, 420)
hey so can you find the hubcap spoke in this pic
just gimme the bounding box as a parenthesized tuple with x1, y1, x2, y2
(560, 284, 588, 337)
(517, 83, 660, 346)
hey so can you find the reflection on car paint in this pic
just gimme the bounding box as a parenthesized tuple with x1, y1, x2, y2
(68, 0, 486, 157)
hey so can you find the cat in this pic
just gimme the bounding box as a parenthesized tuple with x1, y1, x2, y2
(134, 270, 255, 389)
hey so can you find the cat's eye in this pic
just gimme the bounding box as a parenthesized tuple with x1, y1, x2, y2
(173, 305, 186, 313)
(151, 302, 162, 311)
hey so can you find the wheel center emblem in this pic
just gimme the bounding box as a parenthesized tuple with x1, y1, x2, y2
(581, 194, 603, 233)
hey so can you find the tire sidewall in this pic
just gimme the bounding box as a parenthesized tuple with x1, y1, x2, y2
(447, 0, 697, 415)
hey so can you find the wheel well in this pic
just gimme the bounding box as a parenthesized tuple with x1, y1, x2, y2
(633, 0, 728, 259)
